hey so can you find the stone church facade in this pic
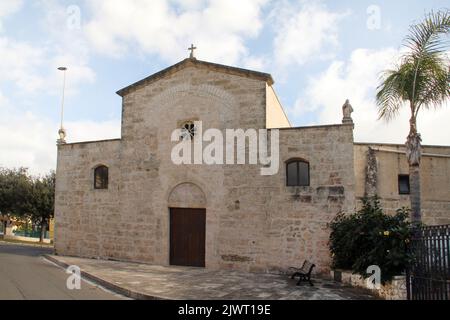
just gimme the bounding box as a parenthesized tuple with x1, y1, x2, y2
(54, 57, 450, 274)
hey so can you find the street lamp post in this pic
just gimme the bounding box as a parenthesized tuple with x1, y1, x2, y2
(57, 67, 67, 145)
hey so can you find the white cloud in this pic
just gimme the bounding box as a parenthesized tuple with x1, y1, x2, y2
(37, 0, 96, 95)
(291, 47, 450, 145)
(170, 0, 206, 10)
(65, 120, 121, 143)
(0, 1, 98, 175)
(241, 54, 269, 71)
(0, 0, 23, 32)
(0, 37, 46, 92)
(0, 2, 96, 108)
(84, 0, 268, 65)
(0, 92, 8, 109)
(271, 0, 349, 67)
(0, 96, 121, 175)
(0, 98, 57, 175)
(0, 0, 22, 16)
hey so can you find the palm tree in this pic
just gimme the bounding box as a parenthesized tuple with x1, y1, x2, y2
(376, 10, 450, 226)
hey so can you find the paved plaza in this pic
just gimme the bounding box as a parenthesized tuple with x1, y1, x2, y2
(46, 255, 377, 300)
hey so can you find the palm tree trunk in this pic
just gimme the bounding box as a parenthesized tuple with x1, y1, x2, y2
(409, 164, 421, 225)
(405, 112, 422, 226)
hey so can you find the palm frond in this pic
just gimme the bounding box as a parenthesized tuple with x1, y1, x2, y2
(405, 10, 450, 57)
(376, 68, 408, 121)
(414, 53, 450, 111)
(377, 10, 450, 122)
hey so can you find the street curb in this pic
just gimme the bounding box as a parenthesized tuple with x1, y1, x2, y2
(43, 255, 169, 301)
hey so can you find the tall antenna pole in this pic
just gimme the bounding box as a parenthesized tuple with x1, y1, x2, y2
(57, 67, 67, 145)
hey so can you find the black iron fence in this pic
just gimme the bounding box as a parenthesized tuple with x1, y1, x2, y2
(407, 224, 450, 300)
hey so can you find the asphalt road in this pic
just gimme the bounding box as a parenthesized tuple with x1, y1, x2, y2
(0, 242, 124, 300)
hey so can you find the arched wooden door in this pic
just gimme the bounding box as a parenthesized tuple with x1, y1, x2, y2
(169, 208, 206, 267)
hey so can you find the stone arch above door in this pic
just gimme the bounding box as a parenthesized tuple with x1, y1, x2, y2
(168, 182, 207, 208)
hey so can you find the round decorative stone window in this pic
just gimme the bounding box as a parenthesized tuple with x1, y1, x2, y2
(181, 121, 196, 140)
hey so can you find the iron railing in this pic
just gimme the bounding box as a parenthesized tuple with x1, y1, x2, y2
(407, 224, 450, 300)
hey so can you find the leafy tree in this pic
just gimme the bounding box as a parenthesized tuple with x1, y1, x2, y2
(376, 10, 450, 226)
(329, 197, 415, 283)
(0, 168, 33, 231)
(28, 172, 55, 242)
(0, 168, 55, 242)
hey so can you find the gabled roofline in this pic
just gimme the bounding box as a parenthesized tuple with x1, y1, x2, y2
(116, 58, 274, 97)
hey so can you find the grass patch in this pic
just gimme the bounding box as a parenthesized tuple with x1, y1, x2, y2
(0, 237, 53, 248)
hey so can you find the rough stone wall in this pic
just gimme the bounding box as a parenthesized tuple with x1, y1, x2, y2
(229, 124, 355, 274)
(354, 143, 450, 225)
(54, 140, 121, 258)
(55, 65, 355, 275)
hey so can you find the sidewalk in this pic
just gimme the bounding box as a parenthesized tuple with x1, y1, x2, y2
(45, 255, 377, 300)
(0, 238, 53, 248)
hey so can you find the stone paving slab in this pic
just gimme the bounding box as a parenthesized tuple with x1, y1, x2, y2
(45, 255, 377, 300)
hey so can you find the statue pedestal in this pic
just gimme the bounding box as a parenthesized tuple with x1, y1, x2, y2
(342, 117, 353, 124)
(342, 117, 354, 129)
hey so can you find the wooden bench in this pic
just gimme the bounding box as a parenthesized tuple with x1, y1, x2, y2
(289, 260, 316, 286)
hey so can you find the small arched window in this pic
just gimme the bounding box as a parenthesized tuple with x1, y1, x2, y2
(94, 165, 109, 190)
(286, 159, 310, 186)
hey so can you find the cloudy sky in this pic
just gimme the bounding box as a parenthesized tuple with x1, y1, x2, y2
(0, 0, 449, 174)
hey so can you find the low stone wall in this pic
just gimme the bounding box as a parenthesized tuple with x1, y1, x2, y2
(331, 270, 407, 300)
(4, 234, 51, 244)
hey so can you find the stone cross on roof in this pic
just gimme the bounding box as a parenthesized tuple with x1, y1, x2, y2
(188, 44, 197, 59)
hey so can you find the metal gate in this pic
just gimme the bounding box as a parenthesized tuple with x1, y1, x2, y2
(407, 225, 450, 300)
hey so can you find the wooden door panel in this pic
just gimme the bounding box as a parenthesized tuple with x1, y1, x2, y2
(170, 208, 206, 267)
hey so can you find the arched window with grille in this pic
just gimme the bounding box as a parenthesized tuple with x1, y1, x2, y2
(286, 159, 310, 187)
(94, 165, 109, 190)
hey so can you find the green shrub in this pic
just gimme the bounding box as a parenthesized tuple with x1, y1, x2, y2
(329, 197, 414, 283)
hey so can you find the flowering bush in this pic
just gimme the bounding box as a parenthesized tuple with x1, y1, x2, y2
(329, 197, 414, 283)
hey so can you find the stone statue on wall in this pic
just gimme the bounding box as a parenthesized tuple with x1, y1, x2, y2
(342, 99, 354, 124)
